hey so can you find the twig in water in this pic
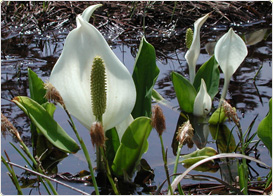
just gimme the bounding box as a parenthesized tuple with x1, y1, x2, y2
(5, 161, 90, 195)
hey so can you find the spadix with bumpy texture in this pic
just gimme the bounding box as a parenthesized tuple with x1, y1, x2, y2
(49, 4, 136, 133)
(185, 28, 193, 49)
(91, 56, 107, 120)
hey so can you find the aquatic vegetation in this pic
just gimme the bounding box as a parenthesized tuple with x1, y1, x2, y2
(1, 2, 271, 195)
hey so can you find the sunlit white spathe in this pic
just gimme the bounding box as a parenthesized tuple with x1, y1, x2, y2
(185, 13, 210, 84)
(193, 79, 212, 117)
(215, 28, 248, 99)
(49, 4, 136, 134)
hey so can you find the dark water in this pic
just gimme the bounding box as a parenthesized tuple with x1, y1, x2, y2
(1, 8, 272, 195)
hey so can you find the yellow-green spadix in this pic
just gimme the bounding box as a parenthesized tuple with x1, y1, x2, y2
(49, 4, 136, 133)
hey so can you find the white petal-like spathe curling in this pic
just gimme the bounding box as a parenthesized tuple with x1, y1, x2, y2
(215, 28, 248, 81)
(185, 13, 209, 84)
(214, 28, 248, 99)
(193, 79, 212, 117)
(49, 4, 136, 132)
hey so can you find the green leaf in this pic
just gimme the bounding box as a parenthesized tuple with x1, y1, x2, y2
(208, 106, 227, 125)
(179, 147, 218, 172)
(12, 96, 80, 153)
(257, 98, 272, 156)
(171, 72, 197, 113)
(132, 37, 160, 118)
(209, 124, 236, 153)
(111, 117, 152, 177)
(180, 147, 217, 160)
(152, 89, 172, 107)
(193, 55, 220, 99)
(105, 128, 120, 166)
(42, 102, 56, 117)
(28, 68, 47, 105)
(238, 161, 248, 194)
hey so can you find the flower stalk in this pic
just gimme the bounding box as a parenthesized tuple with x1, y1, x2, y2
(172, 120, 194, 194)
(152, 105, 173, 194)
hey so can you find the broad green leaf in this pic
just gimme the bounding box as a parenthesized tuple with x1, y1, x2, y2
(181, 156, 210, 165)
(152, 89, 172, 108)
(181, 156, 218, 173)
(209, 124, 236, 153)
(105, 128, 120, 166)
(180, 147, 217, 160)
(193, 55, 220, 99)
(171, 72, 197, 113)
(111, 117, 152, 177)
(12, 96, 80, 153)
(132, 37, 160, 118)
(208, 106, 228, 125)
(257, 98, 272, 156)
(42, 102, 56, 117)
(28, 68, 47, 105)
(179, 147, 218, 173)
(28, 68, 48, 149)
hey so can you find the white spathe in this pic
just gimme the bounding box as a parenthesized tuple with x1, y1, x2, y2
(49, 4, 136, 131)
(185, 13, 210, 84)
(215, 28, 248, 99)
(193, 79, 212, 117)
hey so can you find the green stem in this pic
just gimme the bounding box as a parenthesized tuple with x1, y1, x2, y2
(9, 143, 52, 194)
(19, 140, 57, 195)
(1, 156, 23, 195)
(96, 144, 103, 171)
(100, 147, 120, 195)
(172, 144, 185, 195)
(221, 76, 231, 100)
(65, 109, 100, 195)
(159, 135, 174, 194)
(96, 116, 103, 171)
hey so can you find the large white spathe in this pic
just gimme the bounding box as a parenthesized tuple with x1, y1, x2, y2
(185, 13, 210, 84)
(193, 79, 212, 117)
(49, 4, 136, 131)
(215, 28, 248, 99)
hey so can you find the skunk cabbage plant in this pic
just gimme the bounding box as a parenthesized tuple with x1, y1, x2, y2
(215, 28, 248, 99)
(185, 13, 210, 84)
(49, 4, 136, 132)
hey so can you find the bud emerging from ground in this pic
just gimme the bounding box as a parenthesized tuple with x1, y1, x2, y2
(151, 105, 166, 136)
(90, 122, 105, 147)
(176, 120, 194, 148)
(221, 99, 240, 127)
(44, 82, 65, 106)
(1, 113, 22, 141)
(91, 56, 107, 121)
